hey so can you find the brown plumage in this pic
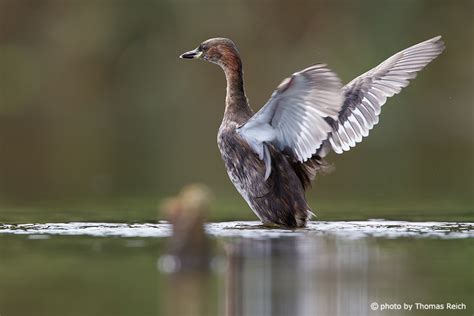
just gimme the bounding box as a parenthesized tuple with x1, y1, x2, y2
(180, 37, 444, 227)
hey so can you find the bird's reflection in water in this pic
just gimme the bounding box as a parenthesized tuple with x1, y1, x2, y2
(223, 236, 404, 316)
(160, 232, 413, 316)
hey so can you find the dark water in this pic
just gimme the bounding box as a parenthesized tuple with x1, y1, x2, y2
(0, 221, 473, 316)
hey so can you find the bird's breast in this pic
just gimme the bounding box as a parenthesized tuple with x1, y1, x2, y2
(217, 124, 269, 191)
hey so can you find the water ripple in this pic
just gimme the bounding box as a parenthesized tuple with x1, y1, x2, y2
(1, 220, 473, 239)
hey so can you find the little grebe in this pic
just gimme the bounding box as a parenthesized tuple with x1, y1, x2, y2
(180, 36, 444, 227)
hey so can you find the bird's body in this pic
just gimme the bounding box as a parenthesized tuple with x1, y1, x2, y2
(218, 116, 312, 227)
(180, 36, 445, 227)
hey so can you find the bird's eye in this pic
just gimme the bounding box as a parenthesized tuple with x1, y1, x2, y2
(199, 44, 207, 51)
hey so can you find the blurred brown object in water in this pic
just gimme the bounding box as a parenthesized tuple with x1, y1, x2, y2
(160, 183, 213, 272)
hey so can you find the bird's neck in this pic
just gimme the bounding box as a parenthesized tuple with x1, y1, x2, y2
(221, 57, 252, 122)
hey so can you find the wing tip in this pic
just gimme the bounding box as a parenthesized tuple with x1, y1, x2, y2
(432, 34, 445, 48)
(425, 35, 446, 53)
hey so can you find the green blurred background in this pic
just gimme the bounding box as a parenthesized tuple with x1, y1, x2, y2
(0, 0, 472, 223)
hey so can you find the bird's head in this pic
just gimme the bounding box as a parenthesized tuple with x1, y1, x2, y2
(180, 38, 241, 71)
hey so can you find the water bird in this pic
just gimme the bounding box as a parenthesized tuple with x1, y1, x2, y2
(180, 36, 444, 228)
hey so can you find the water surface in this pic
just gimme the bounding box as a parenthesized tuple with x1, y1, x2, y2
(0, 221, 473, 316)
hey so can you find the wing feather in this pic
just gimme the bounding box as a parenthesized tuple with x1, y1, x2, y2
(321, 36, 445, 155)
(237, 64, 344, 179)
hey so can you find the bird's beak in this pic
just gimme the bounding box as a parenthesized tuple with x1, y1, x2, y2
(179, 48, 203, 59)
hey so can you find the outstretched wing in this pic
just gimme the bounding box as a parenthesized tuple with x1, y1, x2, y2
(324, 36, 445, 154)
(236, 64, 344, 179)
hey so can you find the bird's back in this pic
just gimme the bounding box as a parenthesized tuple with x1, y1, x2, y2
(218, 118, 312, 227)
